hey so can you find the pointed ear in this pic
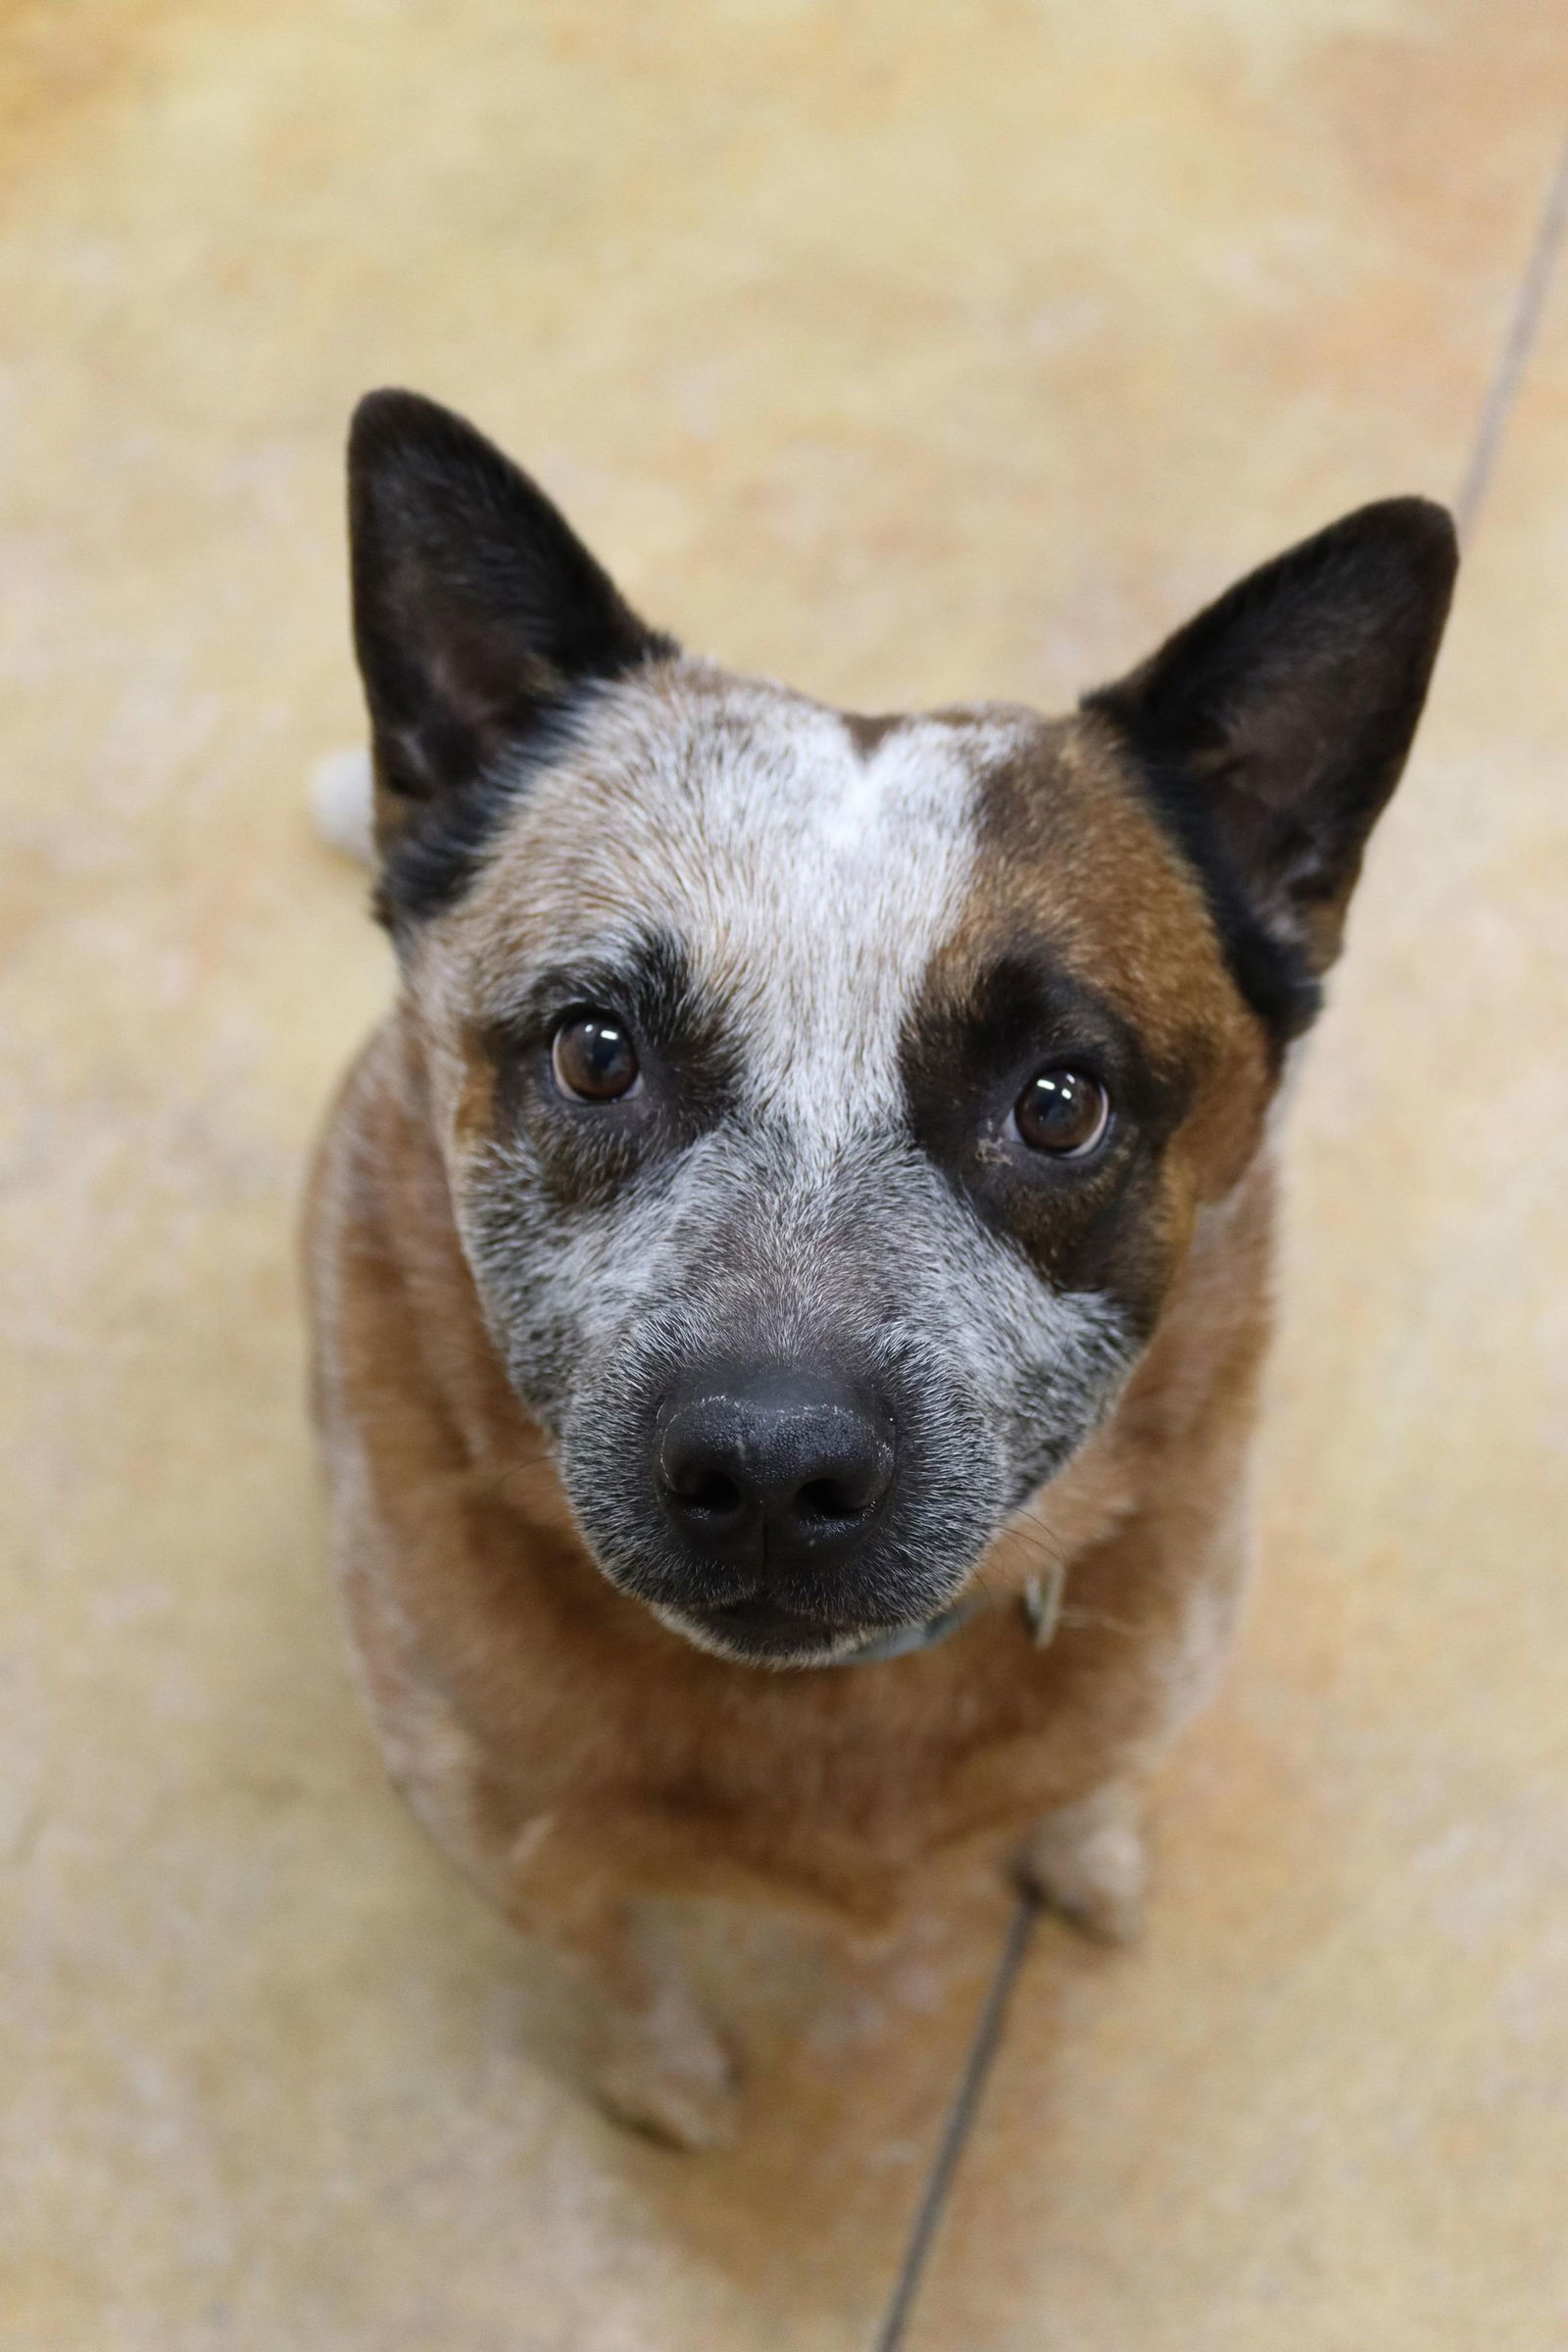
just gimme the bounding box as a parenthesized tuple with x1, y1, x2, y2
(347, 388, 674, 863)
(1084, 498, 1457, 1039)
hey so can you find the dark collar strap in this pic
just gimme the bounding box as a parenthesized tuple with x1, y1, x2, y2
(824, 1559, 1065, 1668)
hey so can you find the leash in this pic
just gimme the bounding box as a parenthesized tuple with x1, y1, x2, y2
(858, 1558, 1069, 2326)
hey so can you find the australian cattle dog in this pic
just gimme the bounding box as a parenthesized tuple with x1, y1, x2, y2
(306, 390, 1455, 2146)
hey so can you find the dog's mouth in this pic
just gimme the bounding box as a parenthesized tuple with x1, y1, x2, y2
(652, 1592, 917, 1669)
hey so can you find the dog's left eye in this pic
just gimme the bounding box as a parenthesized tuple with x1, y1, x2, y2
(551, 1012, 641, 1102)
(1011, 1066, 1109, 1157)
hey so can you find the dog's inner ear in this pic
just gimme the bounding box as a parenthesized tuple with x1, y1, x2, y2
(348, 388, 673, 832)
(1084, 497, 1457, 1038)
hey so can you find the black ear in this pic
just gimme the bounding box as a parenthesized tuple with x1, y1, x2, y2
(348, 389, 675, 913)
(1084, 498, 1457, 1042)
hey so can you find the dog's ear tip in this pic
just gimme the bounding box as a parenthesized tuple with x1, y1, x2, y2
(1390, 492, 1457, 540)
(1340, 490, 1454, 530)
(348, 387, 490, 478)
(1327, 493, 1460, 586)
(350, 385, 423, 445)
(351, 383, 423, 419)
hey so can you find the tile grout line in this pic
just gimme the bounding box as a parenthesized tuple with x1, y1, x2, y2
(870, 1891, 1040, 2352)
(867, 107, 1568, 2352)
(1455, 124, 1568, 542)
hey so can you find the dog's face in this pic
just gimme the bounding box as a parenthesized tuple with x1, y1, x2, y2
(417, 682, 1243, 1665)
(348, 392, 1455, 1665)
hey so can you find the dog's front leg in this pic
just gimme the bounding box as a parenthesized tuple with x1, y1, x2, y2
(589, 1909, 741, 2153)
(1008, 1442, 1257, 1946)
(498, 1837, 740, 2152)
(1014, 1780, 1148, 1946)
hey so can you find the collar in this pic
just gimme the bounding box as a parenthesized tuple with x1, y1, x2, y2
(823, 1558, 1065, 1667)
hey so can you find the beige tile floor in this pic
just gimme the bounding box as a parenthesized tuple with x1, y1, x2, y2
(1, 4, 1565, 2345)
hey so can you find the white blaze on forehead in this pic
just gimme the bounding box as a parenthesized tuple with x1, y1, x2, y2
(466, 670, 1029, 1156)
(686, 700, 981, 1139)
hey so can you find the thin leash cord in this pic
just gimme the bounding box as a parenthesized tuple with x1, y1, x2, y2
(870, 1891, 1042, 2352)
(1454, 125, 1568, 542)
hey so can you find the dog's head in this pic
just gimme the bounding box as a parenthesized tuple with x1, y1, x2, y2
(347, 390, 1455, 1666)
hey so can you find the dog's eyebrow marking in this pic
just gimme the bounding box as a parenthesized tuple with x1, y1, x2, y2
(501, 928, 713, 1046)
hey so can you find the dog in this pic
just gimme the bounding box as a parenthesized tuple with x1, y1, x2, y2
(305, 389, 1455, 2148)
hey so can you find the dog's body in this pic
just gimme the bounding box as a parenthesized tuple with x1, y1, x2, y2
(307, 392, 1455, 2145)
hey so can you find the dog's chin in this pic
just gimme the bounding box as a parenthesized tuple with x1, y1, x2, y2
(646, 1595, 909, 1671)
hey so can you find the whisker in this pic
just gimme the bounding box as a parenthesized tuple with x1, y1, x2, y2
(1001, 1513, 1072, 1583)
(468, 1451, 562, 1508)
(992, 1518, 1137, 1638)
(1056, 1605, 1137, 1639)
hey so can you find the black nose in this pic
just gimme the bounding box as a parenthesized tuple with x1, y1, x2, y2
(657, 1366, 894, 1569)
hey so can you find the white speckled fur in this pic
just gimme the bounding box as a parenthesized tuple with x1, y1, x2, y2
(438, 669, 1021, 1121)
(400, 664, 1140, 1662)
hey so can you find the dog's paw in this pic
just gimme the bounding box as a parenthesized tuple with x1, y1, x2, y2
(594, 2017, 741, 2153)
(1014, 1785, 1148, 1946)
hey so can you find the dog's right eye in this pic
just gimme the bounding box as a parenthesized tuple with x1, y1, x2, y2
(551, 1012, 641, 1103)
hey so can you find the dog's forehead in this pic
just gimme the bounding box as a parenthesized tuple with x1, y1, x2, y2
(451, 672, 996, 1090)
(466, 667, 1030, 950)
(444, 663, 1223, 1118)
(504, 667, 1015, 897)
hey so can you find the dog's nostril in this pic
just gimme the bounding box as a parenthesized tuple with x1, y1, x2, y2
(797, 1475, 873, 1524)
(674, 1467, 743, 1519)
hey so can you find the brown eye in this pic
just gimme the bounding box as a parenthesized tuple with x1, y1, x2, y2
(551, 1013, 640, 1102)
(1013, 1067, 1109, 1157)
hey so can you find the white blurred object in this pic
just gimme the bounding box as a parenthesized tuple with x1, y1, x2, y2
(309, 746, 375, 865)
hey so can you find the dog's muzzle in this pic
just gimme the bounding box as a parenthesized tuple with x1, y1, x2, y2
(651, 1361, 900, 1658)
